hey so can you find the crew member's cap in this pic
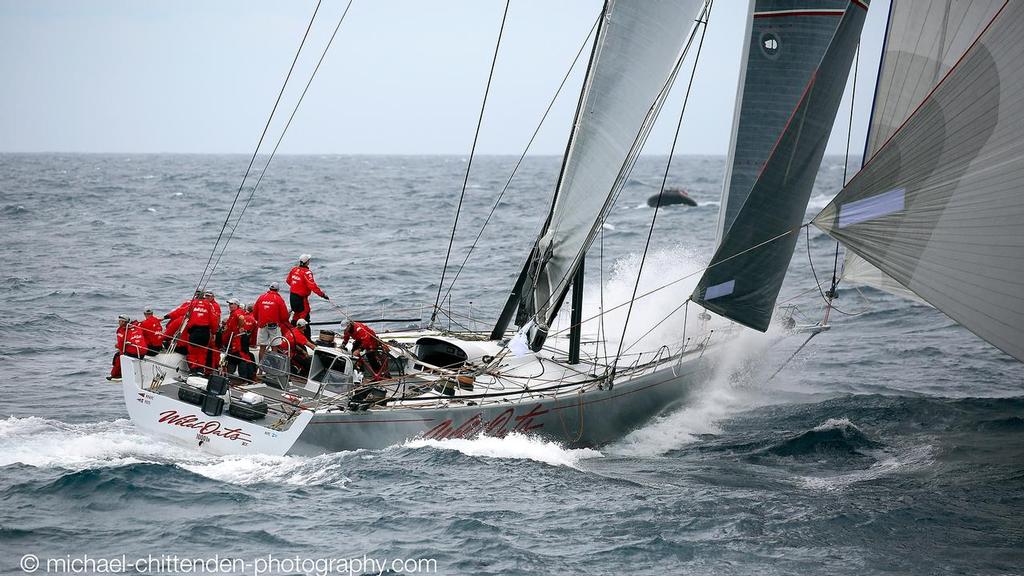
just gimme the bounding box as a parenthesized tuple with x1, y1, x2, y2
(204, 290, 215, 297)
(299, 254, 312, 264)
(269, 282, 280, 291)
(227, 298, 240, 306)
(144, 307, 153, 314)
(296, 318, 309, 327)
(118, 314, 130, 322)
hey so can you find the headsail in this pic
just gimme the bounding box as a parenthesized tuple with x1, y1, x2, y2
(717, 0, 861, 247)
(515, 0, 703, 342)
(692, 0, 869, 332)
(841, 0, 1004, 302)
(814, 1, 1024, 361)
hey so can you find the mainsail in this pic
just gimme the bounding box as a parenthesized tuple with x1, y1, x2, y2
(717, 0, 862, 247)
(691, 0, 869, 332)
(814, 1, 1024, 361)
(505, 0, 703, 344)
(841, 0, 1004, 301)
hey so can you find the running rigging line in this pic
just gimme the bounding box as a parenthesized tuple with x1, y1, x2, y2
(205, 0, 355, 283)
(436, 13, 601, 309)
(191, 0, 324, 297)
(430, 0, 512, 326)
(610, 0, 713, 376)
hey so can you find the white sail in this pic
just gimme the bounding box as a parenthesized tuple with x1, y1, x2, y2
(840, 0, 1003, 301)
(523, 0, 703, 335)
(815, 1, 1024, 361)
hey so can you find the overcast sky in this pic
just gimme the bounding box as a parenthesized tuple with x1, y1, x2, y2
(0, 0, 888, 155)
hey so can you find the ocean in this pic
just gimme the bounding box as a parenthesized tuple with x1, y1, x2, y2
(1, 153, 1022, 575)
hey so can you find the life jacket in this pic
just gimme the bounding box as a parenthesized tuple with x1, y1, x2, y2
(124, 322, 148, 357)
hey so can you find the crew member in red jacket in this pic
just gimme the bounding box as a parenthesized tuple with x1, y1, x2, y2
(254, 282, 290, 362)
(139, 307, 163, 356)
(342, 321, 390, 381)
(203, 290, 222, 370)
(124, 320, 149, 358)
(286, 254, 329, 331)
(107, 315, 130, 381)
(166, 291, 214, 373)
(222, 298, 254, 380)
(278, 319, 314, 377)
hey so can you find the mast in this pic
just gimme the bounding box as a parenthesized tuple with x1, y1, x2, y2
(568, 260, 584, 364)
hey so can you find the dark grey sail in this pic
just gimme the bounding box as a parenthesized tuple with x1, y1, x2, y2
(691, 0, 869, 332)
(841, 0, 1004, 300)
(717, 0, 862, 246)
(814, 1, 1024, 362)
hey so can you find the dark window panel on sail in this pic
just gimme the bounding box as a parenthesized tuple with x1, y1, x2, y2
(842, 0, 1003, 301)
(717, 0, 857, 246)
(692, 0, 869, 332)
(814, 1, 1024, 362)
(524, 0, 703, 336)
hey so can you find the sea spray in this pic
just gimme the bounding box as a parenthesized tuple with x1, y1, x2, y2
(403, 432, 602, 468)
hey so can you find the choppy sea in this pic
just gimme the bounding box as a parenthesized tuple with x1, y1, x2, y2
(1, 153, 1022, 575)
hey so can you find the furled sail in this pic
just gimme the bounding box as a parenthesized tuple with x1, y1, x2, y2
(717, 0, 861, 247)
(814, 1, 1024, 361)
(691, 0, 868, 332)
(840, 0, 1004, 301)
(519, 0, 703, 340)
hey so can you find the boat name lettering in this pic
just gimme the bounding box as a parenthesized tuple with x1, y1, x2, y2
(158, 410, 252, 442)
(422, 404, 548, 440)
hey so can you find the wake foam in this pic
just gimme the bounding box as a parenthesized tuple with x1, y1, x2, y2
(799, 443, 935, 491)
(0, 416, 349, 487)
(403, 432, 602, 468)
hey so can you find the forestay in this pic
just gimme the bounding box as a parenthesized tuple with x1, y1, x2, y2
(523, 0, 702, 337)
(716, 0, 859, 247)
(692, 0, 868, 332)
(841, 0, 1004, 301)
(814, 1, 1024, 362)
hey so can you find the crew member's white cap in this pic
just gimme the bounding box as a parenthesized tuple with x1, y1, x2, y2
(144, 307, 154, 314)
(269, 282, 280, 291)
(118, 314, 130, 322)
(227, 298, 240, 305)
(296, 318, 309, 327)
(299, 254, 312, 264)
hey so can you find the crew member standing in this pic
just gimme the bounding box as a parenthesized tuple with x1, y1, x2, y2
(107, 315, 130, 381)
(254, 282, 290, 362)
(139, 307, 163, 356)
(286, 254, 328, 333)
(204, 290, 222, 370)
(166, 292, 213, 373)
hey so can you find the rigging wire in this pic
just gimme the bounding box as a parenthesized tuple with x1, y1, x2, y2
(609, 0, 712, 376)
(205, 0, 356, 283)
(430, 0, 512, 325)
(192, 0, 324, 295)
(436, 13, 601, 307)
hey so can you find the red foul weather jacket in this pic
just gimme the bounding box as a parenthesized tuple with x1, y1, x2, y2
(287, 266, 326, 298)
(254, 291, 289, 327)
(139, 316, 163, 348)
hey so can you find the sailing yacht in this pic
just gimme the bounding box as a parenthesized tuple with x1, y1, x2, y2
(118, 0, 877, 456)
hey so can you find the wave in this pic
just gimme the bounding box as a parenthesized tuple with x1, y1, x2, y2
(402, 432, 602, 468)
(0, 416, 351, 487)
(764, 418, 882, 459)
(798, 443, 936, 491)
